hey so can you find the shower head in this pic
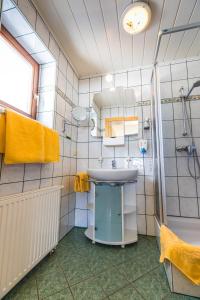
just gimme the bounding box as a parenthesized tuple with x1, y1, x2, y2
(186, 80, 200, 98)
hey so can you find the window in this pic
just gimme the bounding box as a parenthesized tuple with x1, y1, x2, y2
(0, 27, 39, 118)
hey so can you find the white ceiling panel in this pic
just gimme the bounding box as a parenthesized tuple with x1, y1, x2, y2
(32, 0, 200, 77)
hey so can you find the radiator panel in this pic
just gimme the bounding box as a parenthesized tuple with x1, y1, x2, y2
(0, 186, 62, 299)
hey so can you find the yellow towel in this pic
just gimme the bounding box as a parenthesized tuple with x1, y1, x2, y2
(44, 126, 60, 163)
(0, 114, 6, 153)
(160, 225, 200, 285)
(0, 110, 60, 164)
(4, 110, 45, 164)
(105, 116, 138, 137)
(74, 172, 90, 192)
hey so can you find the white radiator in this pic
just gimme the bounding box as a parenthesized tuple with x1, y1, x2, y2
(0, 185, 62, 299)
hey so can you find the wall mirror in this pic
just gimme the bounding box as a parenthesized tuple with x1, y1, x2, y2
(90, 87, 139, 145)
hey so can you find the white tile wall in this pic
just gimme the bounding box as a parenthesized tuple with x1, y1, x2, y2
(76, 67, 155, 235)
(0, 0, 78, 239)
(161, 58, 200, 219)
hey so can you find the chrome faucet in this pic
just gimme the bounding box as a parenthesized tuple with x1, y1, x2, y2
(112, 160, 117, 169)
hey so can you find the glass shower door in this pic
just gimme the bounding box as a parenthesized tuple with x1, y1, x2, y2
(95, 184, 122, 242)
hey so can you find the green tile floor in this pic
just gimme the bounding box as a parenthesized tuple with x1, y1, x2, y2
(4, 228, 199, 300)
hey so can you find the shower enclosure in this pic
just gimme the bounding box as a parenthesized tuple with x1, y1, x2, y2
(152, 22, 200, 297)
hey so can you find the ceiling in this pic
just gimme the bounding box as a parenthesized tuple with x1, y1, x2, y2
(32, 0, 200, 77)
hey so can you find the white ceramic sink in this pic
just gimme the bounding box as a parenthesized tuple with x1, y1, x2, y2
(88, 169, 138, 181)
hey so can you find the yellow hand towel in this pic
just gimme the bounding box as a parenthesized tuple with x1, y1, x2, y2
(0, 113, 6, 153)
(44, 126, 60, 163)
(74, 172, 90, 192)
(160, 225, 200, 285)
(4, 110, 45, 164)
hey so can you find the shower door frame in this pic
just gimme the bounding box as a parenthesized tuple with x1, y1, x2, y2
(152, 21, 200, 226)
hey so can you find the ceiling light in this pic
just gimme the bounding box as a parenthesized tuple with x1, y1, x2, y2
(121, 2, 151, 35)
(105, 74, 113, 82)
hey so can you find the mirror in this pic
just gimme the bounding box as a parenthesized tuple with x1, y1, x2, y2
(90, 87, 139, 145)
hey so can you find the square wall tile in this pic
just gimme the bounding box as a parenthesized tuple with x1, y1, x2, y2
(18, 0, 36, 29)
(79, 79, 89, 93)
(160, 82, 172, 99)
(2, 0, 15, 11)
(137, 214, 146, 235)
(141, 68, 152, 85)
(77, 143, 88, 159)
(162, 121, 174, 139)
(76, 192, 88, 209)
(164, 158, 177, 176)
(163, 139, 175, 157)
(173, 102, 189, 120)
(142, 85, 151, 101)
(59, 52, 67, 76)
(146, 215, 155, 236)
(161, 103, 173, 120)
(77, 159, 88, 172)
(159, 65, 171, 82)
(17, 32, 46, 55)
(67, 64, 74, 85)
(2, 7, 33, 37)
(24, 164, 41, 180)
(187, 59, 200, 78)
(23, 180, 40, 192)
(177, 157, 194, 177)
(0, 182, 23, 196)
(136, 195, 145, 214)
(166, 197, 180, 216)
(60, 195, 69, 218)
(128, 70, 141, 87)
(190, 100, 200, 118)
(75, 209, 87, 227)
(115, 72, 127, 87)
(36, 14, 49, 47)
(136, 176, 145, 194)
(145, 176, 154, 196)
(90, 77, 101, 92)
(0, 163, 24, 184)
(171, 62, 187, 81)
(180, 197, 198, 217)
(89, 142, 101, 159)
(79, 94, 90, 107)
(165, 177, 178, 197)
(49, 35, 59, 61)
(178, 177, 197, 198)
(172, 80, 188, 98)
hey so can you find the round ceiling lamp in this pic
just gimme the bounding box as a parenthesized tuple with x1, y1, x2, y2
(121, 2, 151, 35)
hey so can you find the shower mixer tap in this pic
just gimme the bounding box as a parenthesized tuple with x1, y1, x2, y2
(176, 144, 196, 155)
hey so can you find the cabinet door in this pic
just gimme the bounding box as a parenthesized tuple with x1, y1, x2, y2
(95, 184, 122, 242)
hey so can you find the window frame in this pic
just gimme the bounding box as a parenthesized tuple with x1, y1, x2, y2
(0, 26, 39, 119)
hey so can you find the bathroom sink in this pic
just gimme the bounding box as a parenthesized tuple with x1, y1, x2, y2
(88, 169, 138, 182)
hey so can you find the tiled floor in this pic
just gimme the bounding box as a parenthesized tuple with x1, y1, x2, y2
(4, 228, 198, 300)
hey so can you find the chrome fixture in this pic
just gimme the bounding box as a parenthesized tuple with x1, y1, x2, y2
(112, 160, 117, 169)
(143, 118, 150, 130)
(186, 80, 200, 98)
(176, 84, 200, 179)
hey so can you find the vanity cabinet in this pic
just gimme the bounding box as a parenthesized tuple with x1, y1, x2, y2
(85, 182, 137, 246)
